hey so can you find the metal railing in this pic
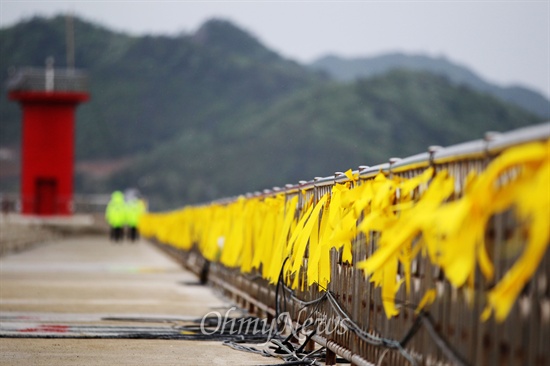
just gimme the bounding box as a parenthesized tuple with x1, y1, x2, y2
(145, 122, 550, 366)
(1, 193, 110, 214)
(6, 67, 88, 92)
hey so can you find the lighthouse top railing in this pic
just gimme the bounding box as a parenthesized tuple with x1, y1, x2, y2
(6, 67, 88, 93)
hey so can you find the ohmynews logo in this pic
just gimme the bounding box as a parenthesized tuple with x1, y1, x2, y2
(200, 307, 349, 339)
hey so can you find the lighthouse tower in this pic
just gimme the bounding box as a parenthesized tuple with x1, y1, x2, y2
(7, 58, 89, 215)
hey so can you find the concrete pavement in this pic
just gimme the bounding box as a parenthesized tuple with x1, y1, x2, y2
(0, 235, 283, 365)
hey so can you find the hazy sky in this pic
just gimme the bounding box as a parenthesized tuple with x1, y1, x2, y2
(1, 1, 549, 98)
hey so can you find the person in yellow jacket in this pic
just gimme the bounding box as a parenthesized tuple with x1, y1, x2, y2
(105, 191, 127, 242)
(126, 197, 146, 242)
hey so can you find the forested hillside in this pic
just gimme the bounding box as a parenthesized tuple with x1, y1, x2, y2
(0, 16, 542, 210)
(311, 53, 550, 119)
(109, 70, 540, 209)
(0, 16, 323, 157)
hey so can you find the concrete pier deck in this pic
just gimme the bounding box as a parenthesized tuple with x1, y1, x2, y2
(0, 235, 282, 365)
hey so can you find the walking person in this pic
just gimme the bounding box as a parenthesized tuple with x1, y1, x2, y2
(126, 196, 146, 242)
(105, 190, 127, 242)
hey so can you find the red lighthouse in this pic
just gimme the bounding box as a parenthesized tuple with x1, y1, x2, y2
(7, 59, 89, 215)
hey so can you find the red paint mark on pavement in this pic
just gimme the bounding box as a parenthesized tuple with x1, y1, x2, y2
(19, 324, 69, 333)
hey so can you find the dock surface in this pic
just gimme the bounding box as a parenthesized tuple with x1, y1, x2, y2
(0, 235, 281, 365)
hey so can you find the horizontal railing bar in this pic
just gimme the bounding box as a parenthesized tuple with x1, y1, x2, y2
(486, 123, 550, 153)
(198, 122, 550, 208)
(265, 122, 550, 199)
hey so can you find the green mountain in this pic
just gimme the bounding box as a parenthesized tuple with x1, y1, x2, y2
(311, 53, 550, 119)
(1, 16, 323, 157)
(112, 70, 540, 209)
(0, 16, 543, 210)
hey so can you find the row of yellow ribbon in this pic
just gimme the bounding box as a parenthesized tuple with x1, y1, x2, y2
(139, 140, 549, 322)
